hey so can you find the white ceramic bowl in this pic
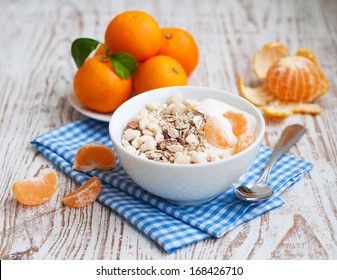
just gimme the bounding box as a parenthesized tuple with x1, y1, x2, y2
(109, 86, 265, 205)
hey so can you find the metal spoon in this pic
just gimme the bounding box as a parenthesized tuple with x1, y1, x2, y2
(234, 124, 306, 202)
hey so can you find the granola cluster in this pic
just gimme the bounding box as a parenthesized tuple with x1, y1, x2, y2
(121, 93, 232, 164)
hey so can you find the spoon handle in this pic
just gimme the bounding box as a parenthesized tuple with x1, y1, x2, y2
(257, 124, 306, 183)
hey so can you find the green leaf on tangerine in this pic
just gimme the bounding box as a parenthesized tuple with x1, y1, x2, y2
(110, 52, 138, 79)
(71, 38, 101, 68)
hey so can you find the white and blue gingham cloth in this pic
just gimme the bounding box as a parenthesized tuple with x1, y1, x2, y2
(31, 118, 312, 253)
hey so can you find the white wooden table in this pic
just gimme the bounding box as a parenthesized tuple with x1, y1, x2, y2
(1, 0, 336, 260)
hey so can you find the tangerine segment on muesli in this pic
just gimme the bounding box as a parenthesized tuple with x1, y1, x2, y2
(121, 93, 256, 164)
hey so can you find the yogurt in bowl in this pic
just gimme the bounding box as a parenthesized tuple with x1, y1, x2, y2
(109, 86, 265, 205)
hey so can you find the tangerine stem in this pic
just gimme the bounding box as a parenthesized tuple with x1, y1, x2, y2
(101, 43, 110, 62)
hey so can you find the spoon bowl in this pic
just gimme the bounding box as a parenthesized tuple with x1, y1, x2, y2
(236, 182, 274, 199)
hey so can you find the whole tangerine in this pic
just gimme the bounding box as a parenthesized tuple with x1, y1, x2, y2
(74, 55, 133, 113)
(133, 55, 187, 94)
(265, 56, 328, 102)
(157, 27, 199, 76)
(104, 11, 161, 62)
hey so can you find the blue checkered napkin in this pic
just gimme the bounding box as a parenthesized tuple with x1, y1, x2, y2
(31, 118, 313, 253)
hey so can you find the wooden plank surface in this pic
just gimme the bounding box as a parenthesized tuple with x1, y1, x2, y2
(0, 0, 336, 260)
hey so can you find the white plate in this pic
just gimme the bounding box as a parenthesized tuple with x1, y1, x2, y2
(67, 74, 202, 122)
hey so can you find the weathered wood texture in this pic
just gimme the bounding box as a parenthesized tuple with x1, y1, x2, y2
(0, 0, 336, 259)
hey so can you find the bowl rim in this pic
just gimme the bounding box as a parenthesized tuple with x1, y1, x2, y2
(109, 85, 265, 169)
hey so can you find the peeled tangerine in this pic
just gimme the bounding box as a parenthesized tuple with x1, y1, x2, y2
(239, 43, 329, 117)
(265, 56, 328, 103)
(73, 143, 116, 172)
(12, 172, 58, 206)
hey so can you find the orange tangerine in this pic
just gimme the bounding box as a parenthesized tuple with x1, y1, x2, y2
(74, 55, 133, 113)
(73, 143, 116, 172)
(265, 56, 328, 102)
(63, 177, 101, 208)
(104, 11, 161, 62)
(133, 55, 187, 94)
(12, 172, 58, 206)
(157, 27, 199, 76)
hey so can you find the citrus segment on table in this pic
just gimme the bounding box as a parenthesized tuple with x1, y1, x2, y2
(12, 172, 58, 206)
(104, 10, 161, 62)
(63, 177, 102, 208)
(253, 42, 288, 80)
(73, 55, 133, 113)
(157, 27, 199, 76)
(73, 143, 116, 172)
(133, 55, 187, 94)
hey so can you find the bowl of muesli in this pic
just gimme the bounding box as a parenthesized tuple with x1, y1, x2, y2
(109, 86, 265, 205)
